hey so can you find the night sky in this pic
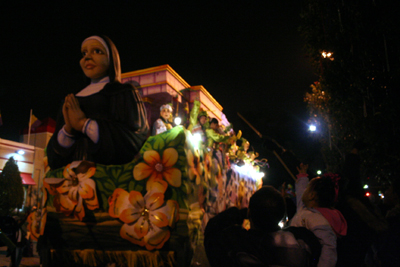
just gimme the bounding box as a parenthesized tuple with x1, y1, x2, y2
(0, 1, 318, 185)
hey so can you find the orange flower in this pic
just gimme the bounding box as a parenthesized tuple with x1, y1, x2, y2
(108, 180, 179, 250)
(133, 148, 181, 189)
(44, 161, 98, 221)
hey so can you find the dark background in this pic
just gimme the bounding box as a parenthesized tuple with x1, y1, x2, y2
(0, 1, 319, 186)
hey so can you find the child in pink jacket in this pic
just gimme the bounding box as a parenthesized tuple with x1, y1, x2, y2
(290, 163, 347, 267)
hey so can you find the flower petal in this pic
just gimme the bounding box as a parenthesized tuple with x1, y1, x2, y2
(149, 209, 169, 228)
(55, 194, 76, 215)
(120, 223, 145, 247)
(146, 179, 168, 195)
(146, 173, 163, 192)
(27, 212, 39, 241)
(144, 225, 171, 250)
(143, 150, 161, 166)
(43, 180, 59, 196)
(78, 179, 95, 199)
(133, 162, 154, 181)
(74, 197, 85, 221)
(145, 192, 165, 211)
(188, 168, 196, 181)
(120, 208, 141, 224)
(163, 168, 182, 187)
(186, 150, 194, 167)
(62, 164, 73, 178)
(44, 177, 66, 185)
(162, 148, 178, 167)
(56, 180, 71, 194)
(108, 188, 130, 218)
(68, 186, 80, 202)
(134, 216, 149, 238)
(166, 200, 180, 227)
(129, 191, 145, 210)
(78, 179, 99, 210)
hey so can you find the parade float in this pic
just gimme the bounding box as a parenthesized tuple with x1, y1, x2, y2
(27, 59, 266, 266)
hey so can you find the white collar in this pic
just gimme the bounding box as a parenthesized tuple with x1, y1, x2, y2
(76, 77, 110, 97)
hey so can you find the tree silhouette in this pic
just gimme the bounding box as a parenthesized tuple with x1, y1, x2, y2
(301, 0, 400, 185)
(0, 157, 24, 216)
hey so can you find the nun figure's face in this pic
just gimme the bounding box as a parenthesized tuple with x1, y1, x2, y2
(80, 39, 109, 81)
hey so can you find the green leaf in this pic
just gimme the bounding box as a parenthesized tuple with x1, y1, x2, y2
(128, 180, 135, 191)
(141, 141, 153, 152)
(134, 184, 144, 194)
(101, 195, 109, 211)
(168, 132, 184, 147)
(153, 137, 165, 150)
(117, 172, 133, 184)
(170, 188, 178, 201)
(104, 181, 115, 192)
(111, 167, 123, 180)
(164, 131, 177, 145)
(96, 181, 105, 192)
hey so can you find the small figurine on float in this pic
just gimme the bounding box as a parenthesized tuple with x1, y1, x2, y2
(152, 104, 173, 135)
(46, 35, 149, 169)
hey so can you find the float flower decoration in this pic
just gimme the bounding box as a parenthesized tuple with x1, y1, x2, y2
(43, 161, 99, 221)
(108, 179, 179, 250)
(202, 152, 211, 183)
(27, 205, 47, 241)
(133, 148, 182, 190)
(186, 149, 203, 185)
(27, 188, 48, 241)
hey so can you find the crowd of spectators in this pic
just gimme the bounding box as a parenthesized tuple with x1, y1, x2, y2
(204, 153, 400, 267)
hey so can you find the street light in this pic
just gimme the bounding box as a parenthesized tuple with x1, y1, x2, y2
(309, 125, 317, 132)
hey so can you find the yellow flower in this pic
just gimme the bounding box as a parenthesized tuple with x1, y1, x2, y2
(133, 148, 181, 189)
(108, 179, 179, 250)
(44, 161, 99, 221)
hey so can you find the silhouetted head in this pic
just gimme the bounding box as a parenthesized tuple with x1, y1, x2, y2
(248, 186, 285, 231)
(302, 175, 336, 208)
(210, 118, 219, 130)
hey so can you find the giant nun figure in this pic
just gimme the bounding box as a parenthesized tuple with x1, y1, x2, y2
(47, 35, 149, 169)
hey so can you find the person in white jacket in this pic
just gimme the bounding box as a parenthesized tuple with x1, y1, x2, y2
(290, 163, 347, 267)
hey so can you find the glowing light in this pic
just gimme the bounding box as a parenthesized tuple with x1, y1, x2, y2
(233, 163, 264, 181)
(174, 116, 182, 125)
(317, 170, 322, 175)
(13, 154, 23, 161)
(278, 221, 284, 229)
(322, 51, 333, 58)
(17, 150, 25, 155)
(363, 184, 369, 189)
(365, 192, 370, 197)
(189, 133, 202, 149)
(309, 125, 317, 132)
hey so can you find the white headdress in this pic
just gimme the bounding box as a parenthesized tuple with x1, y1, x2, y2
(160, 104, 172, 112)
